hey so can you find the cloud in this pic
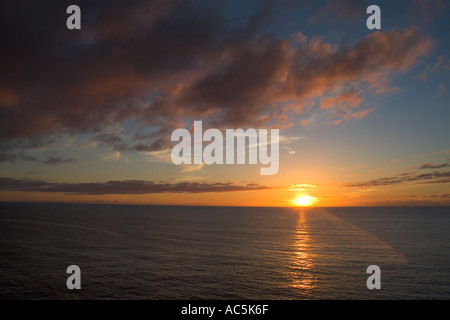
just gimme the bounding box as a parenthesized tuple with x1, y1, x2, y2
(320, 90, 363, 110)
(0, 177, 272, 195)
(409, 0, 449, 24)
(0, 1, 434, 157)
(344, 171, 450, 187)
(329, 105, 376, 125)
(174, 27, 432, 128)
(424, 193, 450, 198)
(0, 152, 74, 165)
(39, 157, 74, 165)
(415, 55, 450, 81)
(289, 184, 317, 191)
(419, 162, 449, 169)
(102, 151, 121, 161)
(0, 88, 19, 108)
(309, 0, 366, 24)
(435, 83, 446, 97)
(180, 163, 205, 173)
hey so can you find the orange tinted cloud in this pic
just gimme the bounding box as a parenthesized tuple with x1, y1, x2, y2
(0, 88, 19, 108)
(320, 91, 362, 109)
(0, 1, 434, 158)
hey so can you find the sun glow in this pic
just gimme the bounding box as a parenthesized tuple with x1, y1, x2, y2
(292, 195, 317, 207)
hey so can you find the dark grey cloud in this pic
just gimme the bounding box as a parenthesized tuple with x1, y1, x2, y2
(0, 177, 271, 194)
(410, 193, 450, 199)
(427, 193, 450, 198)
(0, 0, 434, 158)
(0, 152, 74, 165)
(39, 157, 74, 165)
(96, 132, 169, 153)
(419, 162, 449, 169)
(344, 171, 450, 187)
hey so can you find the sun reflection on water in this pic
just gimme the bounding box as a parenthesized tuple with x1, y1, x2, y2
(288, 208, 317, 292)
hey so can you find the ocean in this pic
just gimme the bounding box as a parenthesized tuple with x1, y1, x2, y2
(0, 203, 449, 300)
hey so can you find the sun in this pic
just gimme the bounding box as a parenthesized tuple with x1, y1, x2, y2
(292, 195, 317, 207)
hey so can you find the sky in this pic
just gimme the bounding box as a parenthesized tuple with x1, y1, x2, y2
(0, 0, 449, 206)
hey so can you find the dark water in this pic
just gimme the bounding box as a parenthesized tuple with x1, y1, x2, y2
(0, 203, 449, 299)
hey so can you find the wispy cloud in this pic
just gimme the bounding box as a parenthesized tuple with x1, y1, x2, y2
(419, 162, 449, 169)
(408, 0, 449, 24)
(102, 151, 121, 161)
(39, 157, 74, 165)
(420, 193, 450, 198)
(344, 171, 450, 187)
(180, 163, 205, 173)
(0, 153, 74, 165)
(415, 55, 450, 81)
(435, 83, 446, 97)
(289, 184, 318, 191)
(0, 178, 271, 195)
(309, 0, 366, 24)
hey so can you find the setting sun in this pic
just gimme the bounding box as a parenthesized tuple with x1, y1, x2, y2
(292, 195, 318, 207)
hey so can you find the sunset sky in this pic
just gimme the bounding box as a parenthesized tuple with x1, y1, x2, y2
(1, 0, 449, 206)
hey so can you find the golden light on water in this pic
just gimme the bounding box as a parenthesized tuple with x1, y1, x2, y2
(292, 195, 318, 207)
(289, 209, 317, 292)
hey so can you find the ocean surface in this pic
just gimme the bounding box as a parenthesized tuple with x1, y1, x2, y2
(0, 203, 449, 300)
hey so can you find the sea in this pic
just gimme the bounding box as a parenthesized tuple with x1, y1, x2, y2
(0, 203, 449, 300)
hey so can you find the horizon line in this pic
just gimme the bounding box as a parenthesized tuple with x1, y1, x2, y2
(1, 201, 449, 208)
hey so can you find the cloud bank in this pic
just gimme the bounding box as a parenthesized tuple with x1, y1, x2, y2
(0, 0, 434, 158)
(0, 177, 270, 195)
